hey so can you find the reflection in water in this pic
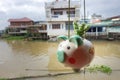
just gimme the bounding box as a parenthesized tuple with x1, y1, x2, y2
(6, 40, 51, 56)
(0, 40, 120, 79)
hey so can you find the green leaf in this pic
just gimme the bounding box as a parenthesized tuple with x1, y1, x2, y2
(87, 65, 112, 75)
(73, 21, 90, 38)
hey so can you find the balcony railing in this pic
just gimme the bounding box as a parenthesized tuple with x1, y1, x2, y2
(39, 30, 47, 33)
(49, 14, 77, 21)
(86, 32, 107, 36)
(51, 14, 75, 18)
(8, 30, 27, 34)
(8, 25, 28, 28)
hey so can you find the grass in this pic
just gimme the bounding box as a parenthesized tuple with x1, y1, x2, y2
(0, 78, 7, 80)
(87, 65, 112, 74)
(4, 36, 25, 40)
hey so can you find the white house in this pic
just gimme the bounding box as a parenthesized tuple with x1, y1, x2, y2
(45, 0, 80, 37)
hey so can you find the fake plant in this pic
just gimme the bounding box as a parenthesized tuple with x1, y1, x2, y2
(73, 21, 90, 38)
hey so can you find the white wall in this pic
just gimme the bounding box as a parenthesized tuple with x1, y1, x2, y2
(47, 22, 66, 36)
(47, 22, 75, 36)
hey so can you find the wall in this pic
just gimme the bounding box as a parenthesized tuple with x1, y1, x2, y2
(47, 22, 66, 36)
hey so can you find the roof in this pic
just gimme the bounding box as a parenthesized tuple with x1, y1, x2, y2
(89, 21, 120, 27)
(89, 21, 112, 27)
(8, 17, 33, 22)
(105, 15, 120, 20)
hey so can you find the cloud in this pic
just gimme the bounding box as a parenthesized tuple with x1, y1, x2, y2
(0, 0, 49, 29)
(83, 0, 120, 17)
(0, 0, 120, 30)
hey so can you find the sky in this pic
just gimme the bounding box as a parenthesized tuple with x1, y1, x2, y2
(0, 0, 120, 30)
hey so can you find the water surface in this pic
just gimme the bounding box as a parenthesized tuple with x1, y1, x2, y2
(0, 39, 120, 80)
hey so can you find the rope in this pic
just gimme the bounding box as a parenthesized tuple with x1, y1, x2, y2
(68, 0, 70, 38)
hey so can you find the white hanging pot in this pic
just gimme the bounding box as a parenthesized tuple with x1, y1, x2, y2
(57, 35, 94, 71)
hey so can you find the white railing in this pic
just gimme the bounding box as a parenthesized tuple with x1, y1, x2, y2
(39, 30, 47, 33)
(50, 15, 77, 21)
(51, 14, 75, 18)
(86, 32, 107, 36)
(20, 30, 27, 33)
(65, 30, 75, 35)
(98, 32, 107, 35)
(8, 30, 27, 34)
(8, 25, 28, 28)
(86, 32, 96, 36)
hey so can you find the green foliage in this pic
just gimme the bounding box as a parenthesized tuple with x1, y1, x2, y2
(87, 65, 112, 74)
(5, 36, 25, 40)
(73, 21, 90, 38)
(0, 78, 7, 80)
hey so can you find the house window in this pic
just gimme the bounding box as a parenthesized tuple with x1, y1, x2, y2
(66, 10, 75, 17)
(65, 22, 73, 30)
(52, 24, 60, 29)
(54, 11, 63, 15)
(62, 24, 64, 29)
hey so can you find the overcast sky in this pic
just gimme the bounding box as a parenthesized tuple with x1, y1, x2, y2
(0, 0, 120, 30)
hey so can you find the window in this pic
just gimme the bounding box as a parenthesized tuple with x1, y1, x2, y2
(54, 11, 63, 15)
(62, 24, 64, 29)
(52, 24, 60, 29)
(65, 22, 73, 30)
(49, 25, 51, 29)
(66, 10, 75, 17)
(66, 10, 75, 14)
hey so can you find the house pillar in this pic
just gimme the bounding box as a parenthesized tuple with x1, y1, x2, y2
(96, 27, 98, 39)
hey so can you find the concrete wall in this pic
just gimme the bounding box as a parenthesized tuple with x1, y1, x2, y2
(108, 27, 120, 33)
(47, 22, 66, 36)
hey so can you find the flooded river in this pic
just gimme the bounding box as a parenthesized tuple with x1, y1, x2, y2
(0, 39, 120, 80)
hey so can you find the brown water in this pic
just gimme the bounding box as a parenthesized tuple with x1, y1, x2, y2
(0, 39, 120, 80)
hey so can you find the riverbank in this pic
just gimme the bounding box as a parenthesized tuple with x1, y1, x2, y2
(1, 34, 49, 41)
(0, 78, 7, 80)
(0, 69, 114, 80)
(4, 36, 25, 40)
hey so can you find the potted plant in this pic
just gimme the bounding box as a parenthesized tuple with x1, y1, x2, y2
(57, 21, 95, 72)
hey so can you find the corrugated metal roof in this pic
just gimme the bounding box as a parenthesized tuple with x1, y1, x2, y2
(8, 17, 33, 22)
(89, 21, 112, 27)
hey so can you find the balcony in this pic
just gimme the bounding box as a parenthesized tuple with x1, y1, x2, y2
(20, 30, 27, 33)
(9, 25, 28, 28)
(8, 30, 27, 34)
(39, 30, 47, 33)
(49, 14, 79, 21)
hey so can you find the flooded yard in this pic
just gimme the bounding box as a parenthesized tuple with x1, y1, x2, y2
(0, 39, 120, 80)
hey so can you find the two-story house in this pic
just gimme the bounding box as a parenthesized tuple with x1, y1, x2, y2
(45, 0, 80, 37)
(8, 17, 34, 35)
